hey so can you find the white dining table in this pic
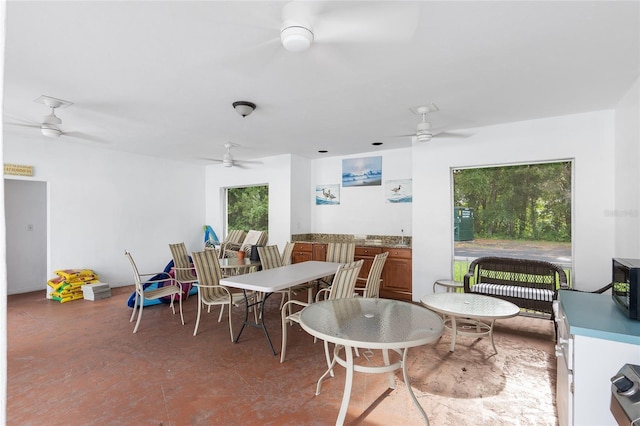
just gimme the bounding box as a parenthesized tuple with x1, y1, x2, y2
(300, 298, 444, 425)
(220, 260, 342, 355)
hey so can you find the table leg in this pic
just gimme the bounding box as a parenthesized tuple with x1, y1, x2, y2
(489, 319, 497, 354)
(316, 344, 340, 396)
(336, 345, 354, 426)
(401, 347, 430, 425)
(382, 349, 395, 389)
(449, 316, 457, 352)
(234, 290, 277, 356)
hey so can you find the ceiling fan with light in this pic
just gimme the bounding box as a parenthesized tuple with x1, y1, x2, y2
(6, 95, 103, 143)
(229, 1, 420, 73)
(206, 143, 263, 168)
(398, 103, 471, 142)
(32, 95, 72, 138)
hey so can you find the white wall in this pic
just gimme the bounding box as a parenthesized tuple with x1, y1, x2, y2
(4, 106, 636, 300)
(3, 137, 205, 290)
(204, 154, 294, 251)
(413, 110, 617, 298)
(310, 148, 413, 236)
(290, 155, 312, 234)
(614, 77, 640, 257)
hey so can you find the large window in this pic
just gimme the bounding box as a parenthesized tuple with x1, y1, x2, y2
(452, 161, 573, 282)
(226, 185, 269, 232)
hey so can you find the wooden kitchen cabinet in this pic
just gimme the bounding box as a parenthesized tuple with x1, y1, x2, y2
(292, 242, 327, 263)
(312, 243, 326, 261)
(380, 247, 412, 301)
(292, 242, 312, 263)
(354, 246, 383, 281)
(293, 242, 412, 301)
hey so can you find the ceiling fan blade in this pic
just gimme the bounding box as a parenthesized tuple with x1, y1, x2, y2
(63, 131, 109, 144)
(313, 2, 421, 44)
(433, 131, 473, 139)
(234, 159, 263, 165)
(6, 122, 40, 129)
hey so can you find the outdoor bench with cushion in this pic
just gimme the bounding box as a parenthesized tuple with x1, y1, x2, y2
(463, 256, 569, 320)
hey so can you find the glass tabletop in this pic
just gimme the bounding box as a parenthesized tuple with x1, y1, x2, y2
(421, 293, 520, 319)
(218, 258, 260, 269)
(299, 298, 443, 349)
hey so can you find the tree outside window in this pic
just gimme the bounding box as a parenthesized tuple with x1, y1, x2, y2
(452, 161, 573, 282)
(227, 185, 269, 232)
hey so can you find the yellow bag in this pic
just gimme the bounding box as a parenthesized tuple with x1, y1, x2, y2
(55, 269, 96, 281)
(47, 277, 66, 290)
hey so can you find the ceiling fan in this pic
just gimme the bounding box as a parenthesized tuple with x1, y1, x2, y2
(278, 1, 421, 51)
(398, 104, 471, 143)
(228, 2, 420, 73)
(207, 143, 262, 168)
(7, 95, 103, 142)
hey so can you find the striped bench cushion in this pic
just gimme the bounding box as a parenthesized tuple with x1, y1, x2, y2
(470, 283, 554, 302)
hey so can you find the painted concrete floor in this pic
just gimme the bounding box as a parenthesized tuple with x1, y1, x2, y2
(7, 286, 558, 425)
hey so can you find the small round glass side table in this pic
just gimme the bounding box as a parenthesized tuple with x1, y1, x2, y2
(433, 279, 464, 293)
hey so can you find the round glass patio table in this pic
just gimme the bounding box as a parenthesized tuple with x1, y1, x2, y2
(421, 293, 520, 354)
(300, 298, 443, 425)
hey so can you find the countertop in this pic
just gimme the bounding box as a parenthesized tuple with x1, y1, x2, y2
(291, 233, 412, 248)
(292, 240, 411, 249)
(558, 290, 640, 345)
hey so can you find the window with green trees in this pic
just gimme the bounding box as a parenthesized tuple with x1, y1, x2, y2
(453, 161, 572, 242)
(226, 185, 269, 232)
(452, 161, 573, 282)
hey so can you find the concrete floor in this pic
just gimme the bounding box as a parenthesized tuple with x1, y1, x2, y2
(7, 287, 558, 425)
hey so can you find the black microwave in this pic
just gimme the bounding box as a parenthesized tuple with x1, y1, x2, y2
(612, 258, 640, 320)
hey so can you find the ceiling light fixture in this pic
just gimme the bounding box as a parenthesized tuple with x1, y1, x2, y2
(281, 25, 313, 52)
(232, 101, 256, 117)
(41, 124, 62, 138)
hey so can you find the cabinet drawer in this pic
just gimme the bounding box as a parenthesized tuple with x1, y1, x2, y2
(386, 248, 412, 259)
(355, 246, 383, 256)
(293, 243, 312, 252)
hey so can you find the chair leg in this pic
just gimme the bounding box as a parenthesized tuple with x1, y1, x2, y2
(280, 307, 289, 363)
(226, 301, 234, 342)
(133, 298, 144, 333)
(176, 293, 184, 326)
(193, 298, 203, 336)
(280, 292, 287, 310)
(182, 284, 189, 301)
(218, 304, 225, 322)
(254, 293, 259, 324)
(129, 293, 138, 323)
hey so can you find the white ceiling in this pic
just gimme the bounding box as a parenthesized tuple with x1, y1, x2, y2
(3, 1, 639, 164)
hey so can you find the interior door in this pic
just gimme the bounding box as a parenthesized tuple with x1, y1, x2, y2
(5, 179, 47, 294)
